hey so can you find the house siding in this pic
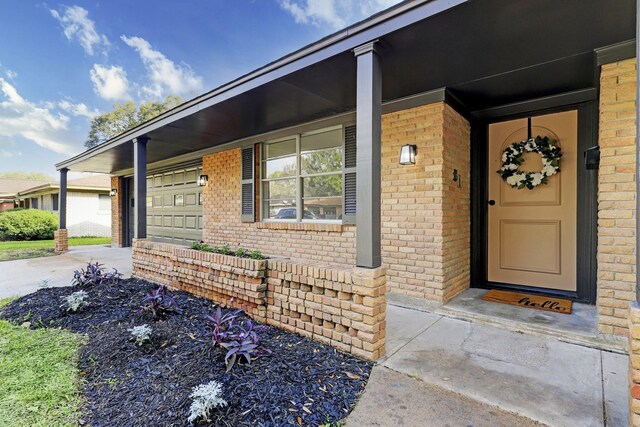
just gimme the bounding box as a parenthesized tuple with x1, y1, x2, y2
(65, 191, 111, 237)
(598, 57, 637, 336)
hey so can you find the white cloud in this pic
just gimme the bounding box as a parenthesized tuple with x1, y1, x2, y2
(278, 0, 402, 29)
(50, 5, 109, 56)
(0, 148, 22, 158)
(58, 100, 100, 119)
(90, 64, 130, 101)
(121, 35, 203, 99)
(0, 78, 75, 155)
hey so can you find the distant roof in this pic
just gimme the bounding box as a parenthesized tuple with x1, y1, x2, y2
(0, 179, 54, 197)
(15, 175, 111, 197)
(66, 175, 111, 188)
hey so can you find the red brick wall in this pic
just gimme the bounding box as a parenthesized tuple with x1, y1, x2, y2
(202, 149, 357, 265)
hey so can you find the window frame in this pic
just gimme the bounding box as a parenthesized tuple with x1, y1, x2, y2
(261, 125, 344, 224)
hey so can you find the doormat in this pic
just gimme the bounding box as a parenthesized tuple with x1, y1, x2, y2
(482, 289, 572, 314)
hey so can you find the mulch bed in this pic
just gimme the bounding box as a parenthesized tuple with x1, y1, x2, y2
(0, 279, 373, 426)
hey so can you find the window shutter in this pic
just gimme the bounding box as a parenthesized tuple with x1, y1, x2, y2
(241, 146, 255, 222)
(343, 124, 356, 225)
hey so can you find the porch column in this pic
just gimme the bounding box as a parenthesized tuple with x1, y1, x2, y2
(54, 168, 69, 253)
(59, 168, 67, 230)
(354, 41, 382, 268)
(134, 136, 148, 239)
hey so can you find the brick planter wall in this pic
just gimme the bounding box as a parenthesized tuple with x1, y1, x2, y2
(133, 239, 267, 320)
(266, 260, 387, 360)
(132, 239, 386, 360)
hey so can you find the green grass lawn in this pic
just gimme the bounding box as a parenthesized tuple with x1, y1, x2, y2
(0, 237, 112, 262)
(0, 316, 84, 427)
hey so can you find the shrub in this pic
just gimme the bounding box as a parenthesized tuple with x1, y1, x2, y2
(62, 291, 89, 312)
(190, 241, 265, 260)
(205, 306, 271, 371)
(140, 285, 181, 318)
(128, 324, 152, 346)
(0, 209, 57, 240)
(187, 381, 227, 423)
(72, 261, 123, 287)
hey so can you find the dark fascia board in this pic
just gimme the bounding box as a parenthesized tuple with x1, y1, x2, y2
(112, 87, 462, 176)
(595, 39, 636, 66)
(470, 88, 598, 121)
(55, 0, 467, 171)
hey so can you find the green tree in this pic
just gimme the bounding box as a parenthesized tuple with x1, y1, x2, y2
(85, 95, 183, 149)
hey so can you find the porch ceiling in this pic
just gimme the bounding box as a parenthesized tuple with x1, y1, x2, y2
(59, 0, 635, 174)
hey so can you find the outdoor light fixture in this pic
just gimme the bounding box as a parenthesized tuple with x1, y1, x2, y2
(109, 188, 118, 197)
(197, 174, 209, 187)
(399, 144, 417, 165)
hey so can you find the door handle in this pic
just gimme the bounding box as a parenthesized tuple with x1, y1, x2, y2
(488, 200, 496, 206)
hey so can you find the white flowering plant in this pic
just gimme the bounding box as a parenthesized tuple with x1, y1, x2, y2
(63, 290, 89, 312)
(497, 136, 562, 190)
(128, 324, 152, 346)
(187, 380, 228, 423)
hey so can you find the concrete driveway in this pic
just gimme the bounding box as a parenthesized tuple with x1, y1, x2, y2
(0, 245, 132, 299)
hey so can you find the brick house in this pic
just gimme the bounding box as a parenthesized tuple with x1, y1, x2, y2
(53, 0, 640, 422)
(0, 179, 53, 211)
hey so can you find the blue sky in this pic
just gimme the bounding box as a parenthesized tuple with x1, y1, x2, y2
(0, 0, 400, 178)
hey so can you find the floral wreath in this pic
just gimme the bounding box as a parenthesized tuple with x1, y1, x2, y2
(497, 136, 562, 190)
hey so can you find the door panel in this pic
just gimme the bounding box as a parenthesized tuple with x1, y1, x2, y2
(488, 110, 577, 291)
(146, 165, 203, 245)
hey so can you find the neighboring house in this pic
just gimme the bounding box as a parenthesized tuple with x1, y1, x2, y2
(16, 176, 112, 238)
(0, 179, 53, 211)
(51, 1, 640, 422)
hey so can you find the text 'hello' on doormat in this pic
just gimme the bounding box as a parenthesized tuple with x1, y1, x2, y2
(482, 289, 572, 315)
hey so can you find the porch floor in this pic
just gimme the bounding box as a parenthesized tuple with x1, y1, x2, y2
(391, 288, 627, 353)
(363, 298, 629, 426)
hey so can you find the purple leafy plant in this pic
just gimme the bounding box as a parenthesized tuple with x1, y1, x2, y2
(205, 307, 271, 371)
(72, 261, 123, 287)
(140, 285, 181, 318)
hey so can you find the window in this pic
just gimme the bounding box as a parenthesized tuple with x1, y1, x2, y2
(262, 126, 343, 221)
(98, 194, 110, 212)
(31, 197, 38, 209)
(52, 193, 59, 211)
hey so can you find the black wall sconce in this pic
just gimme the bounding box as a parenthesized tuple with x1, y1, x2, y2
(399, 144, 417, 165)
(109, 188, 118, 197)
(197, 174, 209, 187)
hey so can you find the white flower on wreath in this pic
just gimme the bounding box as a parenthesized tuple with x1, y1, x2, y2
(531, 173, 543, 186)
(542, 165, 557, 176)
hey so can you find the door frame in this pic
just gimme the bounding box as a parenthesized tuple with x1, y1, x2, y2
(470, 97, 598, 304)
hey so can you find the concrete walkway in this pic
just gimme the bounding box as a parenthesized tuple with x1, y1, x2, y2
(349, 304, 628, 427)
(0, 246, 132, 298)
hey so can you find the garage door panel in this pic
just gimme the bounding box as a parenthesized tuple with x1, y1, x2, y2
(147, 165, 202, 244)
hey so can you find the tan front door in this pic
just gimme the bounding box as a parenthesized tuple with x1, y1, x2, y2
(488, 110, 577, 292)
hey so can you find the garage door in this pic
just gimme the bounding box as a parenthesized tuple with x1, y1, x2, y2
(146, 164, 203, 245)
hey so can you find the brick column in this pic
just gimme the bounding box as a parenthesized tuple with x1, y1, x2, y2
(598, 58, 637, 336)
(54, 229, 68, 253)
(110, 176, 123, 247)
